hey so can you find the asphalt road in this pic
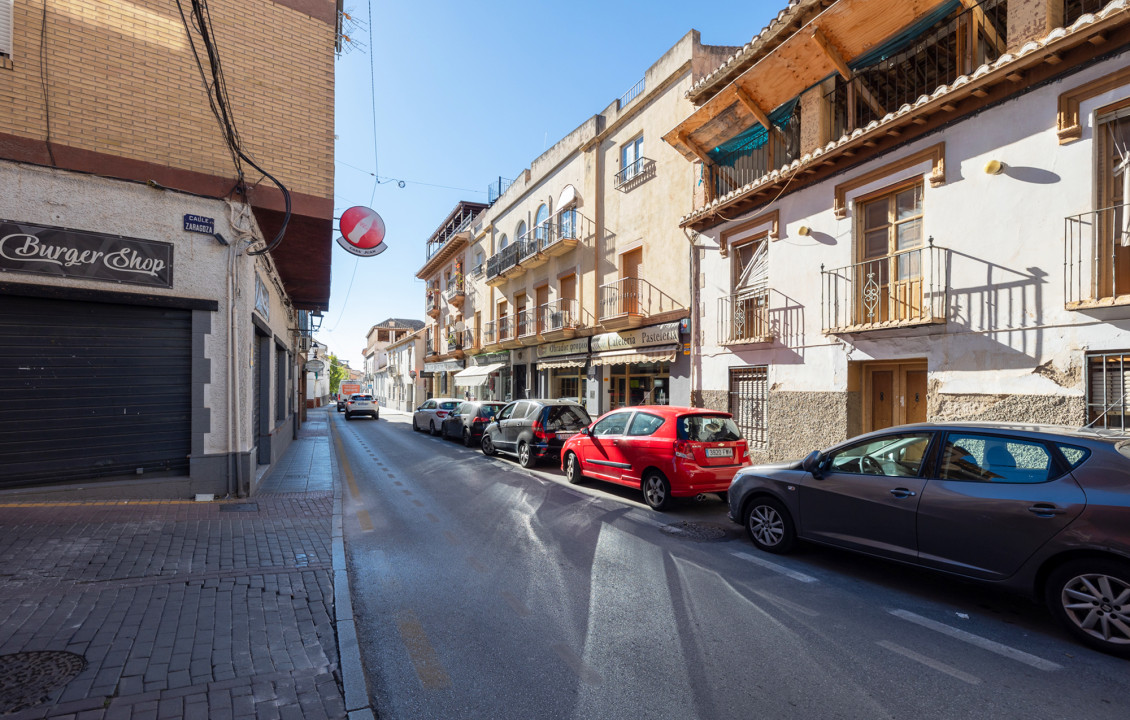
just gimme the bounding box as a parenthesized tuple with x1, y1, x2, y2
(334, 409, 1129, 720)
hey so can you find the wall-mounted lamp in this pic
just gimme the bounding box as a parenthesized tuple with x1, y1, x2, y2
(984, 159, 1005, 175)
(797, 225, 812, 236)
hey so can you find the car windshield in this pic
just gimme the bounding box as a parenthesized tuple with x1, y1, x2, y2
(678, 415, 742, 442)
(439, 401, 460, 411)
(545, 405, 591, 430)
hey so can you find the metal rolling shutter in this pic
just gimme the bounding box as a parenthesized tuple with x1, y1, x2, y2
(0, 295, 192, 487)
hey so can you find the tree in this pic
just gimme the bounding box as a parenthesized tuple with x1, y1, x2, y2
(328, 354, 347, 395)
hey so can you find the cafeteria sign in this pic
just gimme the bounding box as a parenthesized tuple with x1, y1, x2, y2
(0, 219, 173, 288)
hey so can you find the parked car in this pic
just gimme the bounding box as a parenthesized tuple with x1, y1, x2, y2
(336, 394, 347, 412)
(412, 398, 462, 435)
(728, 421, 1130, 657)
(560, 406, 750, 510)
(344, 393, 378, 420)
(481, 399, 591, 468)
(442, 401, 506, 447)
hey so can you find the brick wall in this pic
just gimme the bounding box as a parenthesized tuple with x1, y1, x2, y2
(0, 0, 334, 200)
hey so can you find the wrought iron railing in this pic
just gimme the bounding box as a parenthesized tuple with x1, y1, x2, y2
(540, 298, 579, 332)
(481, 321, 498, 346)
(446, 334, 462, 353)
(498, 314, 514, 342)
(425, 336, 435, 355)
(485, 241, 525, 280)
(463, 328, 479, 351)
(821, 240, 949, 331)
(712, 110, 802, 198)
(1065, 0, 1107, 25)
(614, 157, 656, 190)
(443, 282, 464, 301)
(425, 290, 439, 313)
(718, 291, 771, 344)
(1065, 203, 1130, 306)
(618, 77, 646, 108)
(517, 309, 537, 339)
(470, 263, 484, 278)
(598, 278, 683, 321)
(425, 206, 477, 260)
(487, 176, 513, 205)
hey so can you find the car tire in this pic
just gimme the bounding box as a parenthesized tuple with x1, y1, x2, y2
(745, 497, 796, 554)
(481, 434, 496, 457)
(412, 417, 419, 432)
(517, 441, 535, 468)
(430, 421, 438, 436)
(345, 413, 352, 421)
(641, 471, 672, 511)
(463, 429, 474, 448)
(564, 452, 584, 485)
(1045, 558, 1130, 658)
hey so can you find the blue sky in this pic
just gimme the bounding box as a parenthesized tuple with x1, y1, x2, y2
(319, 0, 784, 367)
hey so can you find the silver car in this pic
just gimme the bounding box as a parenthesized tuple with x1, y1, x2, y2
(412, 398, 462, 436)
(728, 422, 1130, 657)
(344, 394, 378, 420)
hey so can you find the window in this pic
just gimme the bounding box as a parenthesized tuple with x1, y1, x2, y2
(938, 433, 1054, 484)
(276, 347, 286, 422)
(534, 204, 549, 244)
(1095, 106, 1130, 299)
(621, 135, 644, 179)
(497, 403, 516, 421)
(729, 237, 769, 341)
(678, 415, 742, 442)
(627, 412, 665, 437)
(0, 0, 12, 60)
(545, 405, 590, 430)
(516, 221, 527, 245)
(856, 182, 925, 324)
(499, 234, 508, 250)
(592, 412, 630, 436)
(829, 433, 933, 477)
(1087, 351, 1129, 429)
(728, 367, 767, 446)
(512, 401, 533, 418)
(1056, 443, 1090, 469)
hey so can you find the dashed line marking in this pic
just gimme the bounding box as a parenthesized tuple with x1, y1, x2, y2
(412, 500, 424, 508)
(732, 551, 818, 583)
(752, 589, 820, 617)
(467, 556, 487, 573)
(443, 531, 460, 546)
(357, 510, 374, 532)
(501, 590, 533, 617)
(889, 609, 1062, 671)
(402, 490, 413, 496)
(425, 514, 440, 523)
(876, 640, 982, 685)
(394, 481, 403, 486)
(551, 644, 602, 685)
(395, 610, 451, 690)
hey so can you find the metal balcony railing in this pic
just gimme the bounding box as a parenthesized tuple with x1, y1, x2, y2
(485, 242, 525, 281)
(618, 77, 645, 108)
(597, 278, 683, 321)
(821, 241, 949, 331)
(446, 335, 462, 354)
(481, 321, 498, 346)
(540, 298, 579, 332)
(498, 314, 514, 342)
(425, 336, 435, 356)
(425, 206, 477, 260)
(487, 177, 513, 205)
(470, 263, 484, 278)
(425, 290, 439, 313)
(516, 309, 537, 339)
(1065, 203, 1130, 306)
(614, 157, 656, 190)
(443, 282, 464, 301)
(718, 291, 771, 344)
(463, 328, 479, 351)
(712, 111, 802, 199)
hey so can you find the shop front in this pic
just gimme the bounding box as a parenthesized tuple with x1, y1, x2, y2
(535, 337, 591, 410)
(424, 358, 465, 398)
(590, 321, 688, 411)
(455, 351, 509, 401)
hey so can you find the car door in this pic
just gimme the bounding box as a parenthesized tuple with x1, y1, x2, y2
(799, 432, 934, 562)
(582, 412, 633, 483)
(446, 403, 467, 437)
(620, 411, 668, 483)
(500, 401, 532, 450)
(916, 431, 1087, 580)
(490, 402, 518, 450)
(415, 400, 436, 427)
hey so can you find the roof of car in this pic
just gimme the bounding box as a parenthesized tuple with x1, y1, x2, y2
(873, 421, 1130, 443)
(603, 405, 732, 417)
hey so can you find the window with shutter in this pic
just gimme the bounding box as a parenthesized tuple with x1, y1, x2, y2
(1096, 106, 1130, 299)
(0, 0, 13, 59)
(728, 366, 768, 447)
(1087, 352, 1129, 430)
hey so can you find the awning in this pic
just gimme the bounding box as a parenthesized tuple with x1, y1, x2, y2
(590, 344, 679, 367)
(538, 353, 588, 370)
(453, 362, 505, 387)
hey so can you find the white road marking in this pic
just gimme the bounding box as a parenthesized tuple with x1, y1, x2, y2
(876, 640, 982, 685)
(889, 609, 1062, 671)
(731, 551, 818, 583)
(752, 589, 820, 617)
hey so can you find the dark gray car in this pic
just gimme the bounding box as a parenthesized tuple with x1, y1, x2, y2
(481, 399, 591, 468)
(728, 422, 1130, 657)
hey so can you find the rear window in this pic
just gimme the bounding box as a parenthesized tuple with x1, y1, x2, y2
(439, 401, 460, 411)
(545, 405, 591, 430)
(627, 412, 666, 437)
(477, 405, 501, 419)
(678, 415, 742, 442)
(1057, 443, 1091, 468)
(352, 394, 372, 401)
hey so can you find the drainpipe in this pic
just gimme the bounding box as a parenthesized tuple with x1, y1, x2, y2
(683, 227, 700, 407)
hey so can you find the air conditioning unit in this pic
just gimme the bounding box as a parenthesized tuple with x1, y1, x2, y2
(298, 336, 312, 352)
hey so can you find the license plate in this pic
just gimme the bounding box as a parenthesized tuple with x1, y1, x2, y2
(705, 448, 732, 458)
(557, 432, 575, 438)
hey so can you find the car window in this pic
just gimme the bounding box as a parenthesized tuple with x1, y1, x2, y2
(511, 401, 532, 419)
(627, 412, 666, 437)
(828, 433, 932, 477)
(352, 394, 372, 401)
(592, 412, 630, 436)
(439, 401, 460, 411)
(454, 403, 469, 415)
(422, 400, 436, 410)
(1056, 443, 1090, 469)
(678, 415, 742, 442)
(497, 403, 516, 422)
(545, 405, 591, 430)
(938, 433, 1053, 484)
(479, 404, 502, 419)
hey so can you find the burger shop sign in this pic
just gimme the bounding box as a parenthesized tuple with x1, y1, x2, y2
(0, 220, 173, 288)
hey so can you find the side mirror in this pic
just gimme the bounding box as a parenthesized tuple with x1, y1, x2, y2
(801, 450, 824, 478)
(580, 427, 591, 436)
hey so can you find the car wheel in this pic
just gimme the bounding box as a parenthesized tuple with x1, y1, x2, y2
(430, 421, 438, 436)
(564, 452, 584, 485)
(517, 441, 535, 468)
(1046, 558, 1130, 657)
(463, 429, 474, 448)
(345, 413, 352, 421)
(745, 497, 796, 554)
(481, 434, 496, 457)
(641, 471, 672, 511)
(412, 417, 419, 432)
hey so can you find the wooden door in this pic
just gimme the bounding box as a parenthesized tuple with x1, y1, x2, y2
(862, 361, 928, 432)
(621, 248, 643, 315)
(905, 369, 927, 424)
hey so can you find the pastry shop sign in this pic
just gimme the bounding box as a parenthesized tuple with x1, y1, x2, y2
(0, 219, 173, 288)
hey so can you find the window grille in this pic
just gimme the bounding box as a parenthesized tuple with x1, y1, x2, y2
(1087, 352, 1129, 429)
(728, 366, 768, 446)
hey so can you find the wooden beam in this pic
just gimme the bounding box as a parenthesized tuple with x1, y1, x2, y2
(677, 132, 714, 167)
(958, 0, 1005, 58)
(810, 26, 852, 80)
(733, 84, 773, 130)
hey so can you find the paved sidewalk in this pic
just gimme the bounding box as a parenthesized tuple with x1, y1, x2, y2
(0, 410, 364, 719)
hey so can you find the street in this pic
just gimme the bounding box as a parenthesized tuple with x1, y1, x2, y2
(335, 410, 1128, 719)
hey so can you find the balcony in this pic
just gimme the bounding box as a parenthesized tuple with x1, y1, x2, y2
(443, 282, 465, 309)
(481, 321, 500, 351)
(485, 242, 525, 287)
(614, 157, 657, 192)
(498, 314, 521, 349)
(484, 212, 595, 287)
(1065, 203, 1130, 309)
(711, 109, 802, 201)
(425, 336, 437, 357)
(516, 309, 539, 346)
(463, 328, 480, 353)
(426, 290, 441, 319)
(445, 333, 464, 359)
(539, 298, 581, 341)
(821, 241, 949, 333)
(598, 278, 684, 331)
(718, 291, 772, 345)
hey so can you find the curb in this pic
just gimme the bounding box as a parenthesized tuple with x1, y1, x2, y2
(327, 412, 375, 720)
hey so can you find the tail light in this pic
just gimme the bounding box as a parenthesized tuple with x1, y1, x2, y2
(740, 442, 750, 463)
(532, 419, 548, 441)
(674, 441, 694, 460)
(437, 410, 448, 418)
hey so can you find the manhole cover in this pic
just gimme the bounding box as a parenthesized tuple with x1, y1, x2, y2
(219, 503, 259, 513)
(0, 651, 87, 714)
(660, 521, 729, 542)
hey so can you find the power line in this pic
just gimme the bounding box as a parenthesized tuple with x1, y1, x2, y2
(336, 160, 487, 195)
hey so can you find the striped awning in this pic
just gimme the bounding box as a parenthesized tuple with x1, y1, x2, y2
(538, 353, 588, 370)
(589, 344, 679, 367)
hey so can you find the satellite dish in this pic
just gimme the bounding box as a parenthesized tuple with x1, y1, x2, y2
(454, 321, 466, 332)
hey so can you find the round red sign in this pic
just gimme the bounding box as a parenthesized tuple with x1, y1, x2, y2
(337, 206, 387, 257)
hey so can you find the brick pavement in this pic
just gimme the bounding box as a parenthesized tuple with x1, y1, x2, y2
(0, 411, 356, 719)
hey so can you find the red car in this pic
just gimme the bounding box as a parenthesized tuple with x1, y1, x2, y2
(560, 406, 750, 510)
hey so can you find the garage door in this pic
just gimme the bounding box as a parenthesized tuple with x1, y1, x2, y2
(0, 295, 192, 488)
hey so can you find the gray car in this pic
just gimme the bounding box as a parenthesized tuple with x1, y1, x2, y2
(344, 393, 378, 420)
(728, 422, 1130, 657)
